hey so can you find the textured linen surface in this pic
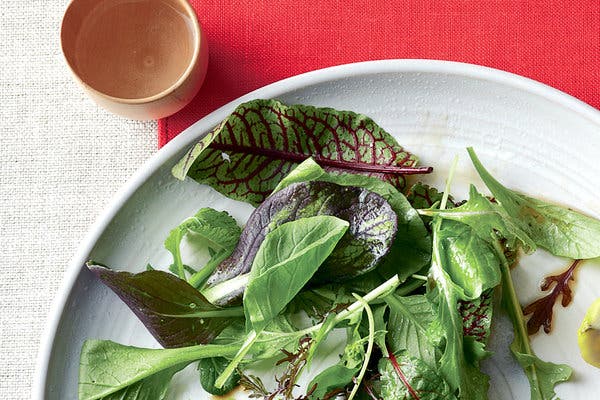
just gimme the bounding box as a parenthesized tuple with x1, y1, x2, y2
(159, 0, 600, 145)
(0, 1, 157, 398)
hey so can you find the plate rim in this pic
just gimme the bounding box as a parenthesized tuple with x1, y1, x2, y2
(33, 59, 600, 399)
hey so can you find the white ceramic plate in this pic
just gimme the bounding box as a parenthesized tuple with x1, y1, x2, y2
(34, 60, 600, 399)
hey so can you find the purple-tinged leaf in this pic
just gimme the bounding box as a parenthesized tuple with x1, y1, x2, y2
(172, 99, 431, 205)
(204, 181, 398, 304)
(88, 264, 243, 348)
(523, 259, 580, 335)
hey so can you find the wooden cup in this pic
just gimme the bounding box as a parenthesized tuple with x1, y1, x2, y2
(61, 0, 207, 120)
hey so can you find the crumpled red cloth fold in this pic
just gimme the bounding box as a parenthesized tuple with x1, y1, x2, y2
(159, 1, 599, 147)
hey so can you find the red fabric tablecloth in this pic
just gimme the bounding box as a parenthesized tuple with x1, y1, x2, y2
(158, 1, 599, 147)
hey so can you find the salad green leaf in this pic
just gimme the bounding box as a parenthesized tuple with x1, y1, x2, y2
(164, 208, 240, 285)
(88, 265, 243, 348)
(468, 147, 600, 259)
(172, 99, 430, 205)
(495, 240, 572, 400)
(378, 353, 457, 400)
(459, 290, 494, 345)
(406, 182, 455, 210)
(78, 340, 240, 400)
(427, 218, 499, 399)
(205, 180, 398, 304)
(274, 158, 431, 281)
(385, 294, 438, 367)
(419, 185, 536, 253)
(244, 215, 349, 332)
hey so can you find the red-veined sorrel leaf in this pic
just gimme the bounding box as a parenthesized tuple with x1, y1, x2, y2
(88, 264, 243, 348)
(459, 289, 493, 344)
(523, 259, 581, 335)
(172, 99, 431, 205)
(406, 182, 456, 210)
(205, 181, 398, 305)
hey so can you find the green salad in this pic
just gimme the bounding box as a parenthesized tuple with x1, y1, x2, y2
(79, 100, 600, 400)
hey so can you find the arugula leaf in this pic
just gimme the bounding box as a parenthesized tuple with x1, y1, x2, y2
(274, 158, 431, 282)
(88, 265, 243, 348)
(198, 357, 240, 395)
(244, 215, 349, 332)
(427, 219, 499, 399)
(378, 353, 457, 400)
(164, 208, 240, 283)
(495, 240, 572, 400)
(78, 340, 240, 400)
(385, 294, 438, 368)
(205, 180, 398, 304)
(420, 185, 536, 253)
(172, 99, 430, 205)
(468, 147, 600, 259)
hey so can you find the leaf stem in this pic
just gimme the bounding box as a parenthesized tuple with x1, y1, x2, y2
(214, 330, 258, 389)
(347, 294, 375, 400)
(210, 143, 433, 175)
(439, 155, 459, 211)
(188, 251, 230, 288)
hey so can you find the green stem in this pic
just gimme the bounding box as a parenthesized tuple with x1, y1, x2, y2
(347, 295, 375, 400)
(394, 278, 426, 296)
(188, 251, 229, 288)
(492, 240, 541, 391)
(214, 330, 258, 389)
(439, 155, 459, 211)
